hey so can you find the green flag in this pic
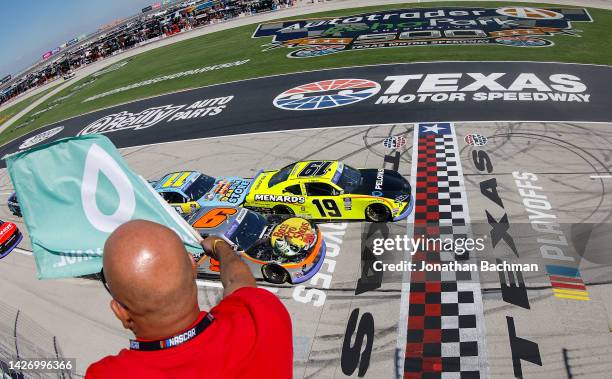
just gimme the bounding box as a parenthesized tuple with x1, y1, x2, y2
(5, 134, 202, 279)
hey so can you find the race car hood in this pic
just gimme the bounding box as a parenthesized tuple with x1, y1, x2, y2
(201, 176, 253, 206)
(351, 169, 411, 201)
(0, 222, 17, 244)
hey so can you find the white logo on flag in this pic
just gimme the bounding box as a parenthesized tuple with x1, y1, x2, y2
(81, 144, 136, 233)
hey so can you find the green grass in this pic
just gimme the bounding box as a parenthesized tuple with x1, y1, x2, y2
(2, 1, 610, 147)
(0, 84, 59, 128)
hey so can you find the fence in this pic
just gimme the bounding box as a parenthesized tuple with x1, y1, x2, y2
(0, 300, 73, 378)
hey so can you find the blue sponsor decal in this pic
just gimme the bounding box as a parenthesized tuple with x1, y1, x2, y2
(224, 220, 240, 239)
(203, 177, 252, 206)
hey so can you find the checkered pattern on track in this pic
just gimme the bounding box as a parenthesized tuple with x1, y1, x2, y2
(403, 123, 487, 379)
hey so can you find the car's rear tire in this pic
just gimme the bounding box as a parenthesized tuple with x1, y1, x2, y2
(365, 203, 391, 222)
(261, 264, 290, 284)
(272, 205, 294, 216)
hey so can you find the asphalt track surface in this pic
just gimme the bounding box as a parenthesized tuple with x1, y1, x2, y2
(1, 120, 612, 377)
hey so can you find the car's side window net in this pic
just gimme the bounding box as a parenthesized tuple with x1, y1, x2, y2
(305, 183, 334, 196)
(284, 184, 302, 195)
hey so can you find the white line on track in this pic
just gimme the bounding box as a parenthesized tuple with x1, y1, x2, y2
(14, 247, 32, 256)
(590, 175, 612, 179)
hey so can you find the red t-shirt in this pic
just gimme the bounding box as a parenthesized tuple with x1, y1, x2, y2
(86, 287, 292, 378)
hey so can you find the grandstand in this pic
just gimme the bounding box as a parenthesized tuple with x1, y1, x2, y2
(0, 0, 295, 107)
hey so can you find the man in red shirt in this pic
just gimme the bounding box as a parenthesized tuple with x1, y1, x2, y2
(86, 220, 293, 378)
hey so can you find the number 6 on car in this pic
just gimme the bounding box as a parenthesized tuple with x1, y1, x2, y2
(186, 205, 326, 285)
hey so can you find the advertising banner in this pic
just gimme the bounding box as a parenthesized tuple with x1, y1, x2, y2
(1, 62, 610, 168)
(253, 6, 592, 58)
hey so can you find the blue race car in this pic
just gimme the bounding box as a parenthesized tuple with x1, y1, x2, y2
(154, 170, 253, 215)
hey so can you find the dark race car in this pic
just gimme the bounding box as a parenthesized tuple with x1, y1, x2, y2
(0, 221, 22, 258)
(186, 205, 326, 284)
(7, 192, 21, 217)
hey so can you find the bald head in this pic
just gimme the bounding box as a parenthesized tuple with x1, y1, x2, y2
(103, 220, 199, 337)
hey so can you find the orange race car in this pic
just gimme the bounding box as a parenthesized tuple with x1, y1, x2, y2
(186, 205, 326, 284)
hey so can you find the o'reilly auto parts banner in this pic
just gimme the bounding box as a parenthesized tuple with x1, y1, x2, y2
(1, 62, 610, 167)
(252, 6, 592, 58)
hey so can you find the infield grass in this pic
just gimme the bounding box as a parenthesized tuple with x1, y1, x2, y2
(0, 84, 59, 128)
(2, 1, 610, 146)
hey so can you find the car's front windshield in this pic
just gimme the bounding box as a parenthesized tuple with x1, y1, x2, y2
(185, 174, 216, 201)
(227, 210, 268, 251)
(268, 163, 296, 187)
(336, 165, 362, 193)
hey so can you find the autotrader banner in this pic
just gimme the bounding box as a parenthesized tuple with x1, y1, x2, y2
(5, 135, 202, 279)
(252, 6, 592, 58)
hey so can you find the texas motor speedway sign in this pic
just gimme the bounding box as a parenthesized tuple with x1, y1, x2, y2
(252, 6, 592, 57)
(1, 62, 610, 169)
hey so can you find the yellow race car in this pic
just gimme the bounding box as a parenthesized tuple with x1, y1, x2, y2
(244, 160, 413, 222)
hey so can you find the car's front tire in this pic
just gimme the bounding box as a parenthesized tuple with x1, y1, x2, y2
(365, 203, 391, 222)
(272, 205, 294, 216)
(261, 264, 290, 284)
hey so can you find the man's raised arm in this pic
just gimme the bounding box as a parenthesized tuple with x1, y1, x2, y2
(201, 237, 256, 297)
